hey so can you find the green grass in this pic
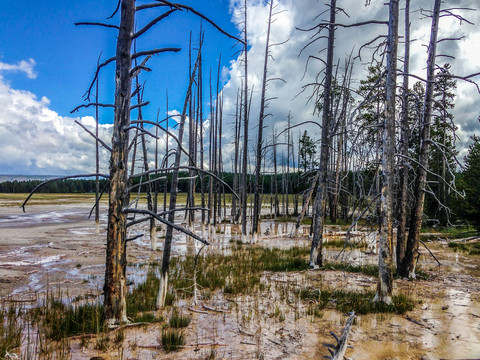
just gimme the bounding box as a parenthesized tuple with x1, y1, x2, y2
(170, 246, 310, 297)
(133, 313, 163, 323)
(169, 310, 191, 328)
(0, 303, 22, 358)
(421, 226, 477, 239)
(323, 238, 368, 249)
(41, 296, 105, 341)
(161, 329, 185, 352)
(126, 268, 160, 316)
(322, 262, 379, 277)
(299, 287, 415, 315)
(448, 241, 480, 255)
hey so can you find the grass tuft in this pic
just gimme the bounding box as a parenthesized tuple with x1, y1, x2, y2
(0, 303, 22, 358)
(448, 241, 480, 255)
(169, 310, 191, 328)
(126, 268, 159, 316)
(161, 329, 185, 352)
(299, 287, 415, 314)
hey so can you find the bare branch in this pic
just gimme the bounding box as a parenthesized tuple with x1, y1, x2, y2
(124, 208, 210, 245)
(74, 22, 119, 29)
(83, 56, 116, 101)
(130, 101, 150, 110)
(126, 234, 144, 242)
(132, 48, 181, 60)
(129, 119, 195, 165)
(127, 175, 167, 192)
(437, 36, 465, 43)
(130, 65, 152, 77)
(21, 174, 110, 212)
(126, 207, 209, 228)
(132, 9, 177, 39)
(132, 165, 240, 200)
(107, 0, 121, 19)
(74, 119, 112, 152)
(163, 0, 245, 43)
(71, 102, 115, 113)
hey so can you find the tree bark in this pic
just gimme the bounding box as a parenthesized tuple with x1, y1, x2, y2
(104, 0, 135, 326)
(309, 0, 336, 268)
(395, 0, 410, 272)
(241, 0, 249, 240)
(158, 48, 201, 309)
(374, 0, 398, 304)
(253, 0, 274, 236)
(399, 0, 441, 279)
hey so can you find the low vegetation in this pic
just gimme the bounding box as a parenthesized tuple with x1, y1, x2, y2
(448, 241, 480, 255)
(300, 287, 415, 315)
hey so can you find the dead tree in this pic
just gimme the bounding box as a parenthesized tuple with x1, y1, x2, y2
(374, 0, 398, 304)
(71, 0, 243, 325)
(252, 0, 274, 238)
(399, 0, 441, 279)
(241, 0, 250, 241)
(323, 311, 356, 360)
(395, 0, 410, 272)
(158, 47, 202, 309)
(309, 0, 337, 268)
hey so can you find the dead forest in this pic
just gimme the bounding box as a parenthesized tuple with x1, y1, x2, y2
(2, 0, 480, 359)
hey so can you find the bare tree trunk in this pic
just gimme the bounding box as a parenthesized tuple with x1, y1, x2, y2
(104, 0, 135, 326)
(399, 0, 441, 279)
(253, 0, 274, 236)
(374, 0, 398, 304)
(241, 0, 249, 241)
(309, 0, 336, 268)
(291, 172, 319, 237)
(164, 92, 169, 217)
(273, 131, 280, 217)
(158, 48, 201, 309)
(232, 88, 241, 222)
(134, 63, 156, 250)
(187, 36, 196, 228)
(395, 0, 410, 272)
(286, 112, 291, 217)
(95, 65, 100, 235)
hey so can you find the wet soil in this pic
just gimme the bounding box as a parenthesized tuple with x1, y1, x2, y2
(1, 202, 479, 359)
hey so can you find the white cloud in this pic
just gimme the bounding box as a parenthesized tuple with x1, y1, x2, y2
(0, 76, 113, 175)
(0, 58, 37, 79)
(217, 0, 480, 170)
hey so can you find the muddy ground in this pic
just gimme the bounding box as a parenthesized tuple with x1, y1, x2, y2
(0, 200, 479, 359)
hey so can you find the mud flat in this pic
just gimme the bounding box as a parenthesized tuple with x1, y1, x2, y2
(1, 200, 479, 359)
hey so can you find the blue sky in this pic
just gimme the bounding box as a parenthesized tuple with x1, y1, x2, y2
(1, 0, 479, 175)
(0, 0, 239, 123)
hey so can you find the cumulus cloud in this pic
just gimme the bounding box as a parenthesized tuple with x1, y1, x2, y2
(217, 0, 480, 169)
(0, 76, 113, 175)
(2, 1, 479, 176)
(0, 58, 37, 79)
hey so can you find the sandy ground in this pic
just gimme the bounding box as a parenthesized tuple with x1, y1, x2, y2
(1, 201, 480, 359)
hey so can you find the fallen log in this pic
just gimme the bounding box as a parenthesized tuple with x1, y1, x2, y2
(323, 311, 355, 360)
